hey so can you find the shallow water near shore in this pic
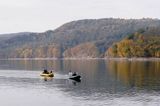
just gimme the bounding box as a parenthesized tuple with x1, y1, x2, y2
(0, 59, 160, 106)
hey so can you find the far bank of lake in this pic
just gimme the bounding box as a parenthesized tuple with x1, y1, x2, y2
(3, 57, 160, 61)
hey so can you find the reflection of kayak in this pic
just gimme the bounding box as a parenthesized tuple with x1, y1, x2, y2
(43, 77, 53, 81)
(40, 73, 54, 77)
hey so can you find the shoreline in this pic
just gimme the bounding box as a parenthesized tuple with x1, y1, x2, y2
(106, 57, 160, 61)
(0, 57, 159, 61)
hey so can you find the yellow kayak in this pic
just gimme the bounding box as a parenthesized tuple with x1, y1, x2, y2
(40, 73, 54, 77)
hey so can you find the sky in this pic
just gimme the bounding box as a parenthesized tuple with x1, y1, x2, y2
(0, 0, 159, 34)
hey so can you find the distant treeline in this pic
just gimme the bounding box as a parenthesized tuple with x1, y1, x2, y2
(107, 28, 160, 57)
(0, 18, 160, 58)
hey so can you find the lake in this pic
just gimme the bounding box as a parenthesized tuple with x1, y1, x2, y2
(0, 59, 160, 106)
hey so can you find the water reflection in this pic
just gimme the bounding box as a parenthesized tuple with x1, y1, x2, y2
(0, 59, 160, 91)
(42, 77, 53, 81)
(0, 59, 160, 106)
(68, 79, 81, 86)
(107, 60, 160, 89)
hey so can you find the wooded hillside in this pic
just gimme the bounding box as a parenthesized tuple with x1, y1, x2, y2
(106, 28, 160, 57)
(0, 18, 160, 58)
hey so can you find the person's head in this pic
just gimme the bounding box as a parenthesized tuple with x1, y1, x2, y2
(44, 69, 48, 72)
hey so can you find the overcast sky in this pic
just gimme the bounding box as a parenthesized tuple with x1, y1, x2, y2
(0, 0, 159, 34)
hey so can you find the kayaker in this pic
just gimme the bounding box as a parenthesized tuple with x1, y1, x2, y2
(72, 72, 77, 76)
(69, 70, 73, 77)
(50, 71, 53, 74)
(43, 69, 49, 74)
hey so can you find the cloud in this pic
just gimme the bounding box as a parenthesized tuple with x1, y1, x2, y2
(0, 0, 159, 33)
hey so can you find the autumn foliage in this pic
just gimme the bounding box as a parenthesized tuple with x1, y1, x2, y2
(106, 32, 160, 58)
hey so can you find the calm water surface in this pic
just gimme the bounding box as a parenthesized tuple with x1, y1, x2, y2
(0, 59, 160, 106)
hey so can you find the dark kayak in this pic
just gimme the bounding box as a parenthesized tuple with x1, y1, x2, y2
(69, 75, 81, 81)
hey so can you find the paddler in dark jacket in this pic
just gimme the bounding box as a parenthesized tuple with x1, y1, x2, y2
(43, 69, 49, 74)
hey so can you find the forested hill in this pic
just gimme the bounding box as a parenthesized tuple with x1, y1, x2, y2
(106, 29, 160, 57)
(0, 18, 160, 58)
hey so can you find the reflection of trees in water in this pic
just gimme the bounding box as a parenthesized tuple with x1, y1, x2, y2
(8, 60, 35, 70)
(11, 60, 102, 80)
(62, 60, 100, 82)
(30, 60, 62, 71)
(63, 60, 99, 72)
(61, 59, 110, 86)
(8, 60, 63, 71)
(106, 60, 160, 88)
